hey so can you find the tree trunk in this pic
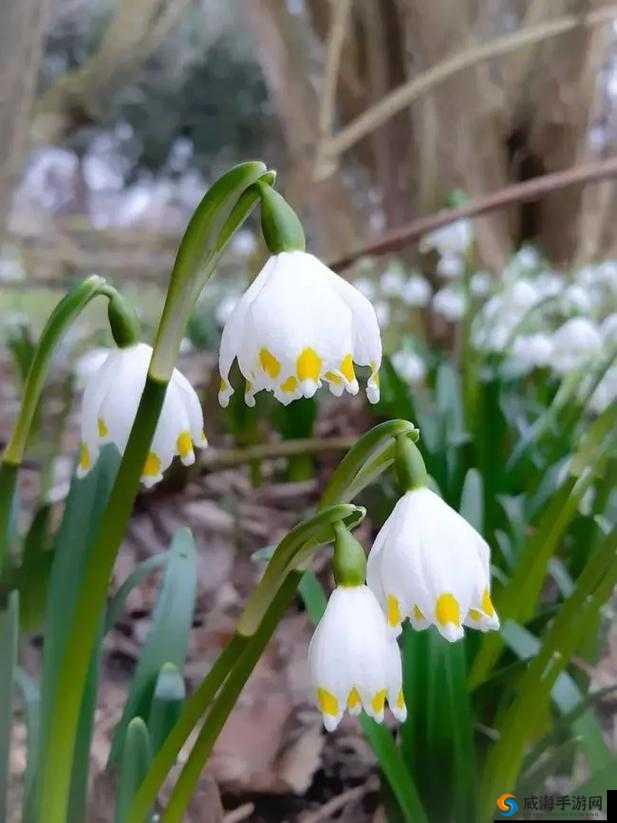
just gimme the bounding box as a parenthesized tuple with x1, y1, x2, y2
(242, 0, 361, 258)
(0, 0, 53, 237)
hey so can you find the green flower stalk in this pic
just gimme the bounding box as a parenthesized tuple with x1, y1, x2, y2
(36, 162, 279, 822)
(0, 276, 139, 572)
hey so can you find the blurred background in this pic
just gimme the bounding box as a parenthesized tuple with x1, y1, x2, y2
(1, 1, 617, 822)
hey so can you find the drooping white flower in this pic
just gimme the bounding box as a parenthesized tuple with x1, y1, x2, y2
(600, 313, 617, 344)
(308, 584, 406, 731)
(367, 488, 499, 642)
(420, 219, 473, 257)
(561, 284, 593, 314)
(510, 333, 553, 374)
(436, 252, 465, 279)
(73, 347, 110, 389)
(401, 274, 432, 306)
(218, 251, 382, 408)
(77, 342, 207, 487)
(381, 264, 406, 296)
(470, 271, 492, 297)
(432, 286, 466, 321)
(391, 350, 426, 384)
(551, 317, 602, 375)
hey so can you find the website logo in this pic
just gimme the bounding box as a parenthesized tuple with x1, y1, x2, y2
(496, 793, 519, 817)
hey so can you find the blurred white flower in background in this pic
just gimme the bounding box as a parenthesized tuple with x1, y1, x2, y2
(419, 219, 473, 257)
(401, 274, 432, 307)
(470, 271, 492, 297)
(354, 277, 377, 301)
(391, 349, 426, 384)
(437, 253, 465, 279)
(374, 300, 391, 327)
(510, 333, 553, 375)
(551, 317, 603, 375)
(381, 264, 406, 297)
(215, 293, 242, 327)
(561, 284, 594, 314)
(433, 286, 466, 321)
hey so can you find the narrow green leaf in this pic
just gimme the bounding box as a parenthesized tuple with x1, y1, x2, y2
(0, 591, 18, 823)
(105, 553, 170, 633)
(297, 571, 327, 624)
(460, 468, 484, 531)
(147, 663, 186, 754)
(114, 718, 152, 823)
(108, 528, 197, 765)
(17, 504, 53, 632)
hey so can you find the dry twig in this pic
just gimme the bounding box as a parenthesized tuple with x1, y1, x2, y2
(330, 156, 617, 270)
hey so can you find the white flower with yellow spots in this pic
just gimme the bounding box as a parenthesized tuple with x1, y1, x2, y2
(218, 251, 382, 408)
(308, 584, 406, 732)
(77, 343, 207, 487)
(367, 488, 499, 642)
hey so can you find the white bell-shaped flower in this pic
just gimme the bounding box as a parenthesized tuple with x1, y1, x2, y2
(218, 251, 382, 408)
(77, 342, 207, 487)
(308, 584, 406, 731)
(367, 487, 499, 642)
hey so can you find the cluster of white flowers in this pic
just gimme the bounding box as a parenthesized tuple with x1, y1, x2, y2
(471, 250, 617, 405)
(309, 485, 499, 731)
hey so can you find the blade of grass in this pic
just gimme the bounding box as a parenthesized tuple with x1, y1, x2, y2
(115, 718, 152, 823)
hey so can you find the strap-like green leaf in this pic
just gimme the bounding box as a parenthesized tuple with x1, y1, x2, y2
(108, 528, 197, 766)
(0, 591, 18, 823)
(115, 718, 152, 823)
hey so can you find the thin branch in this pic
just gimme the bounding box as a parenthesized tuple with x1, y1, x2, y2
(200, 436, 357, 472)
(316, 4, 617, 170)
(318, 0, 353, 139)
(330, 156, 617, 270)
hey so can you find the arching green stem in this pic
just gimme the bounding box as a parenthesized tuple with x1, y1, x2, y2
(0, 276, 139, 572)
(36, 163, 277, 823)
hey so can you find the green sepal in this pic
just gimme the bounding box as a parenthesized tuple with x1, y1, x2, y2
(257, 181, 306, 254)
(395, 434, 428, 491)
(106, 291, 141, 349)
(332, 522, 366, 587)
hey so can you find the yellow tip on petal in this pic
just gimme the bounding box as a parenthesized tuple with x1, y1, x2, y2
(259, 347, 281, 379)
(482, 589, 495, 617)
(324, 371, 342, 386)
(387, 594, 401, 628)
(297, 347, 322, 382)
(371, 689, 387, 716)
(347, 687, 361, 710)
(280, 376, 298, 394)
(176, 431, 193, 458)
(79, 443, 91, 471)
(396, 689, 406, 711)
(317, 687, 339, 717)
(468, 608, 482, 622)
(436, 593, 461, 628)
(97, 417, 109, 438)
(143, 452, 161, 478)
(340, 353, 356, 383)
(413, 605, 425, 621)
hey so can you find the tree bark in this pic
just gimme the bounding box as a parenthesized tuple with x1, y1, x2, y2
(0, 0, 53, 237)
(242, 0, 361, 258)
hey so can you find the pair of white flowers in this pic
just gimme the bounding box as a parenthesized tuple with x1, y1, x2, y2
(77, 251, 382, 485)
(309, 486, 499, 732)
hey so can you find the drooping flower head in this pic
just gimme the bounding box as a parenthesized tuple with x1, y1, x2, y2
(217, 251, 382, 408)
(308, 584, 406, 731)
(77, 342, 207, 487)
(367, 437, 499, 642)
